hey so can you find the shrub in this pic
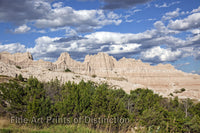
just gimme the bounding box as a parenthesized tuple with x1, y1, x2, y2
(91, 74, 97, 78)
(181, 88, 186, 92)
(174, 88, 186, 93)
(18, 74, 24, 81)
(65, 68, 71, 72)
(16, 66, 21, 69)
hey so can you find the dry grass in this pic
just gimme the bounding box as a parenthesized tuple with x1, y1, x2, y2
(0, 118, 10, 128)
(0, 75, 21, 83)
(105, 77, 128, 82)
(0, 75, 11, 83)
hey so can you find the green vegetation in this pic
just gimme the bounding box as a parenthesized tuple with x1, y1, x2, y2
(181, 88, 186, 92)
(91, 74, 97, 78)
(0, 75, 12, 83)
(104, 77, 128, 81)
(0, 75, 9, 77)
(15, 66, 21, 69)
(0, 75, 200, 132)
(174, 88, 186, 94)
(17, 74, 24, 82)
(65, 68, 72, 72)
(0, 125, 102, 133)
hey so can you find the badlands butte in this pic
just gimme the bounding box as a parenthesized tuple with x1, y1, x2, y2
(0, 51, 200, 100)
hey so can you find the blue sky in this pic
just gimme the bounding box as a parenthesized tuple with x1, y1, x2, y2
(0, 0, 200, 74)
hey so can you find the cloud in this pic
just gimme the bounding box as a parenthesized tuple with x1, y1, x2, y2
(124, 8, 142, 23)
(14, 24, 31, 33)
(153, 21, 178, 34)
(186, 34, 200, 47)
(1, 11, 197, 63)
(101, 0, 153, 9)
(0, 0, 51, 25)
(65, 28, 78, 37)
(26, 33, 142, 61)
(25, 20, 189, 62)
(191, 6, 200, 13)
(127, 9, 142, 14)
(155, 3, 167, 8)
(54, 36, 86, 43)
(107, 11, 121, 19)
(106, 43, 141, 54)
(141, 46, 182, 63)
(9, 20, 200, 63)
(162, 8, 180, 21)
(191, 70, 200, 75)
(147, 18, 156, 21)
(25, 27, 181, 61)
(168, 13, 200, 31)
(34, 7, 122, 32)
(190, 29, 200, 35)
(52, 2, 63, 8)
(193, 48, 200, 60)
(0, 0, 122, 33)
(175, 62, 190, 69)
(155, 1, 180, 8)
(27, 36, 62, 60)
(0, 43, 26, 53)
(125, 19, 134, 23)
(0, 15, 195, 63)
(77, 0, 95, 1)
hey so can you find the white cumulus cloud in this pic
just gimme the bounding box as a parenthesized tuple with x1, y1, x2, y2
(14, 24, 31, 33)
(141, 46, 182, 62)
(35, 7, 122, 32)
(168, 13, 200, 31)
(0, 43, 26, 53)
(162, 8, 180, 20)
(191, 6, 200, 13)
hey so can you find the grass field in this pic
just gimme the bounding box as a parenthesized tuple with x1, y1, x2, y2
(0, 118, 103, 133)
(0, 124, 102, 133)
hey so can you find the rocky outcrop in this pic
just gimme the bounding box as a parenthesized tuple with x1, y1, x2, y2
(54, 52, 82, 72)
(81, 52, 118, 77)
(0, 52, 54, 70)
(0, 51, 33, 65)
(0, 51, 200, 100)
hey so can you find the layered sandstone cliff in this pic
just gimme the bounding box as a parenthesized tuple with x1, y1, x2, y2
(0, 51, 200, 100)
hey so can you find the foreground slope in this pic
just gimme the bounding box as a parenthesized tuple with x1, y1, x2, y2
(0, 51, 200, 100)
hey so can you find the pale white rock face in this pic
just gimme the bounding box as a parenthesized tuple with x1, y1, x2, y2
(0, 52, 54, 70)
(0, 51, 32, 66)
(0, 51, 200, 100)
(54, 52, 82, 72)
(81, 52, 118, 77)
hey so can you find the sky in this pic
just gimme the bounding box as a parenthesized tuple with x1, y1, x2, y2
(0, 0, 200, 74)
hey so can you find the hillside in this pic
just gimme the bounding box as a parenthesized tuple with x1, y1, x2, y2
(0, 76, 200, 132)
(0, 51, 200, 100)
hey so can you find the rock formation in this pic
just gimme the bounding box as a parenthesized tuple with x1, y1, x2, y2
(0, 51, 33, 65)
(0, 51, 54, 70)
(54, 52, 82, 72)
(0, 51, 200, 100)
